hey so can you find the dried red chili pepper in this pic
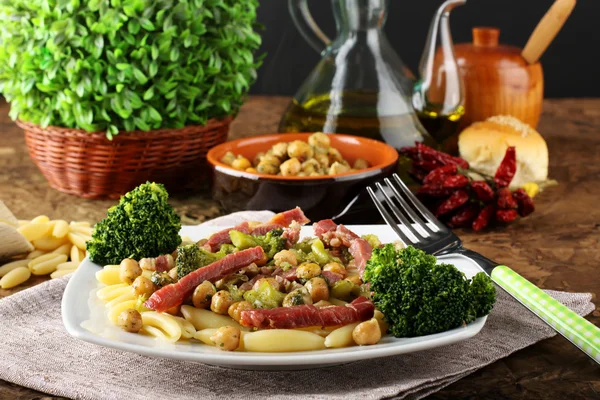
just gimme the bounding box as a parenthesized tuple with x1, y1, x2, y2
(413, 160, 444, 172)
(417, 184, 455, 198)
(423, 164, 458, 185)
(494, 146, 517, 188)
(472, 205, 495, 231)
(512, 188, 535, 217)
(410, 167, 429, 182)
(497, 188, 518, 209)
(495, 209, 519, 223)
(435, 189, 469, 217)
(413, 143, 470, 169)
(400, 146, 419, 161)
(443, 174, 469, 189)
(448, 204, 480, 228)
(470, 181, 495, 203)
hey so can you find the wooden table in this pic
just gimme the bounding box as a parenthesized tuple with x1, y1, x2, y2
(1, 97, 599, 399)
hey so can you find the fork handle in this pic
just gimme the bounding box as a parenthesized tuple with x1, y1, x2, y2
(491, 266, 600, 364)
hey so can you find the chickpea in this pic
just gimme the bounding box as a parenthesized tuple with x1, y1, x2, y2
(305, 277, 330, 302)
(220, 151, 236, 165)
(280, 157, 302, 176)
(273, 250, 298, 268)
(331, 279, 357, 300)
(231, 156, 252, 171)
(139, 257, 155, 271)
(132, 276, 156, 297)
(245, 167, 258, 173)
(253, 277, 281, 291)
(314, 153, 330, 169)
(287, 140, 314, 160)
(345, 274, 363, 286)
(210, 326, 241, 351)
(193, 281, 217, 309)
(314, 300, 333, 308)
(374, 309, 389, 333)
(283, 288, 313, 307)
(353, 158, 369, 170)
(328, 147, 343, 163)
(296, 262, 321, 280)
(302, 158, 321, 175)
(271, 142, 288, 158)
(117, 309, 143, 333)
(329, 161, 351, 175)
(211, 290, 234, 315)
(253, 151, 265, 166)
(323, 262, 347, 278)
(352, 318, 381, 345)
(228, 300, 253, 322)
(308, 132, 331, 148)
(257, 161, 280, 175)
(120, 258, 142, 285)
(260, 154, 282, 167)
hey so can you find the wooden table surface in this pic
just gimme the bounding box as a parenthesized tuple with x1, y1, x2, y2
(1, 97, 599, 399)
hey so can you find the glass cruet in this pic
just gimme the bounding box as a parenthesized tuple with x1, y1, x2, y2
(279, 0, 434, 150)
(413, 0, 466, 154)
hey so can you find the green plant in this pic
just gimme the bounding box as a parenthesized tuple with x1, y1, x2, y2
(363, 244, 496, 337)
(229, 228, 286, 259)
(87, 182, 182, 265)
(0, 0, 262, 139)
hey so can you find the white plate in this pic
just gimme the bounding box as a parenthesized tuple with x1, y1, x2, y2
(62, 225, 488, 370)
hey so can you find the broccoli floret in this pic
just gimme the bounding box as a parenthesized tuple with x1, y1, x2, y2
(151, 271, 175, 287)
(176, 244, 227, 280)
(468, 272, 496, 320)
(363, 244, 496, 337)
(87, 182, 181, 265)
(243, 281, 286, 309)
(229, 228, 286, 259)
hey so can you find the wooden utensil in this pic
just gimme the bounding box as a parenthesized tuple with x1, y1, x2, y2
(522, 0, 576, 64)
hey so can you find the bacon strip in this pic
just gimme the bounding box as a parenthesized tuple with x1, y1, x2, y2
(202, 208, 310, 252)
(313, 220, 372, 277)
(269, 206, 310, 227)
(239, 296, 374, 329)
(202, 222, 251, 252)
(145, 246, 265, 312)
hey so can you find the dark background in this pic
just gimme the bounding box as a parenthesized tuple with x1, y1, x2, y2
(252, 0, 599, 98)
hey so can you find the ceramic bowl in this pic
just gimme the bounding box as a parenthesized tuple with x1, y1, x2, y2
(206, 133, 398, 223)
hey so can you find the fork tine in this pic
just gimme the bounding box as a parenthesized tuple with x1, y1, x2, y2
(375, 182, 425, 240)
(383, 177, 438, 235)
(391, 174, 448, 231)
(366, 187, 415, 245)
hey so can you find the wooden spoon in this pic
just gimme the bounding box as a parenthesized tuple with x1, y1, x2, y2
(521, 0, 576, 64)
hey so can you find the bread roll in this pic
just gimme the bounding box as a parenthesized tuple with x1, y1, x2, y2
(458, 116, 548, 188)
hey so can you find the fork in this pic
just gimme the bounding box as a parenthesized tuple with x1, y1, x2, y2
(367, 173, 600, 365)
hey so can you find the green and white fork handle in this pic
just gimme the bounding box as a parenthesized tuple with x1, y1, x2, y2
(492, 265, 600, 365)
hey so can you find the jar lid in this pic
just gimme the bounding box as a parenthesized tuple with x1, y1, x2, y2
(454, 27, 530, 69)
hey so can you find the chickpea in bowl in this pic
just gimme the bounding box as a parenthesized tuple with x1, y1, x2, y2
(206, 132, 399, 222)
(220, 133, 370, 177)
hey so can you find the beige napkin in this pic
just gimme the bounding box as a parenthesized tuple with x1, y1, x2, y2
(0, 211, 596, 400)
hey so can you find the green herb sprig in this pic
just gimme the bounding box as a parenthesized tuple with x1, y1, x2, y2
(0, 0, 263, 139)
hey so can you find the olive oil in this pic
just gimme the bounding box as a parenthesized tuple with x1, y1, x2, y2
(416, 106, 465, 155)
(279, 91, 436, 150)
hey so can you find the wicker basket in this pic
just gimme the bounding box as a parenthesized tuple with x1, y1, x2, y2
(18, 118, 232, 199)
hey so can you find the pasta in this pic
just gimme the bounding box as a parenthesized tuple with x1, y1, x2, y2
(0, 266, 31, 289)
(324, 323, 360, 348)
(243, 330, 326, 352)
(0, 213, 93, 288)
